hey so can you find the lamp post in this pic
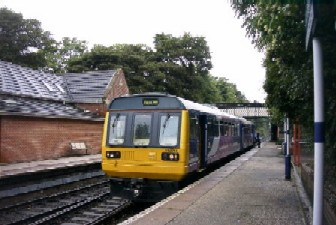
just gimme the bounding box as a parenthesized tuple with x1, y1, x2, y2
(312, 37, 324, 225)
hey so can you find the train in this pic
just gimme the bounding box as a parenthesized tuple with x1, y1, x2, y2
(101, 93, 256, 200)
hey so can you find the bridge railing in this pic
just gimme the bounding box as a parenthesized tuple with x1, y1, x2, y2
(215, 103, 269, 118)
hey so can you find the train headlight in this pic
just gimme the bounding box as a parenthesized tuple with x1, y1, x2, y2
(106, 151, 121, 159)
(161, 152, 179, 161)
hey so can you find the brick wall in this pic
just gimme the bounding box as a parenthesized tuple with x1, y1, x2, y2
(0, 69, 130, 164)
(76, 69, 130, 116)
(105, 69, 130, 105)
(0, 116, 104, 164)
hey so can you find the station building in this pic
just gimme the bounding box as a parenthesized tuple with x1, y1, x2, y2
(0, 61, 129, 164)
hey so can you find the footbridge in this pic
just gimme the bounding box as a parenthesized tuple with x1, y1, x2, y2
(215, 103, 269, 118)
(216, 103, 275, 141)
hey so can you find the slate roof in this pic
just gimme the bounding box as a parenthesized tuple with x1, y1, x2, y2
(64, 71, 114, 103)
(0, 61, 115, 120)
(0, 95, 102, 120)
(0, 61, 68, 101)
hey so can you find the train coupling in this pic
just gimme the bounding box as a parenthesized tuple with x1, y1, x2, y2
(109, 178, 144, 200)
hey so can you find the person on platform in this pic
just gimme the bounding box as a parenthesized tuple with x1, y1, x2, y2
(256, 133, 261, 148)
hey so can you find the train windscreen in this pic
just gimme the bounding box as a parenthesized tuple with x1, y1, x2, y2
(107, 112, 181, 148)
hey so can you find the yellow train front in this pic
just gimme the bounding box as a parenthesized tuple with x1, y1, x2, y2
(102, 93, 249, 200)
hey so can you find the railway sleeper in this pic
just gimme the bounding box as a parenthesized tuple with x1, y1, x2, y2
(82, 211, 105, 216)
(71, 217, 93, 222)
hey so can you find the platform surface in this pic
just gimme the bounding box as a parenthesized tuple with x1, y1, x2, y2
(0, 154, 101, 178)
(120, 143, 311, 225)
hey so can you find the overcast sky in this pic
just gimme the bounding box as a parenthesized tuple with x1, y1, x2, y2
(1, 0, 266, 102)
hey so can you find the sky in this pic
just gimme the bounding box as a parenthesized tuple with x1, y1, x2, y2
(1, 0, 266, 102)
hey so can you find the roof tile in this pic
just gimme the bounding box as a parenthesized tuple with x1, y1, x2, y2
(0, 60, 117, 120)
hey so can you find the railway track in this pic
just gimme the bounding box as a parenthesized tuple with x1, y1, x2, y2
(0, 149, 250, 225)
(0, 180, 131, 225)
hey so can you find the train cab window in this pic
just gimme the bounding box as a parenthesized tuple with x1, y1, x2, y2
(133, 114, 152, 146)
(159, 114, 180, 146)
(108, 114, 127, 145)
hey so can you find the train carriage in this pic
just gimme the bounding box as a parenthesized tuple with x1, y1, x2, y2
(101, 93, 255, 200)
(240, 118, 256, 149)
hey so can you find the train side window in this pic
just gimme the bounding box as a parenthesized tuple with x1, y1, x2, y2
(230, 124, 234, 136)
(189, 115, 199, 158)
(235, 124, 239, 136)
(217, 119, 221, 137)
(224, 122, 229, 136)
(108, 114, 127, 145)
(219, 120, 224, 136)
(159, 114, 180, 146)
(207, 116, 219, 137)
(189, 115, 198, 139)
(133, 114, 152, 146)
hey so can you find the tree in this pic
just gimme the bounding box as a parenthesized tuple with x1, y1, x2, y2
(231, 1, 336, 161)
(154, 33, 212, 76)
(43, 37, 88, 73)
(215, 77, 248, 103)
(1, 7, 250, 105)
(67, 43, 156, 92)
(66, 33, 220, 103)
(231, 3, 312, 118)
(152, 33, 214, 102)
(65, 31, 248, 103)
(0, 7, 54, 69)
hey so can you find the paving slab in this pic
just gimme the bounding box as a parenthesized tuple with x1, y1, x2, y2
(120, 143, 311, 225)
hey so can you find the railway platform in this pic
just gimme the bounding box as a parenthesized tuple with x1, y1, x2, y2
(0, 154, 102, 199)
(120, 142, 312, 225)
(0, 154, 101, 178)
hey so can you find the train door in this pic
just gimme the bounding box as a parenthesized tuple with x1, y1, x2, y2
(199, 115, 208, 169)
(239, 122, 244, 150)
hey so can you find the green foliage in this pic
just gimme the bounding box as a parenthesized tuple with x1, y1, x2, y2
(42, 37, 88, 73)
(0, 7, 53, 69)
(67, 33, 246, 103)
(2, 8, 249, 105)
(232, 3, 314, 120)
(215, 77, 248, 103)
(0, 7, 88, 73)
(152, 33, 213, 102)
(67, 43, 154, 93)
(231, 1, 336, 161)
(154, 33, 212, 76)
